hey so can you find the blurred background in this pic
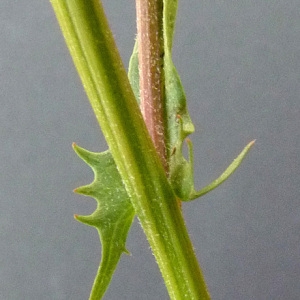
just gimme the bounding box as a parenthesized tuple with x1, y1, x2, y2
(0, 1, 299, 299)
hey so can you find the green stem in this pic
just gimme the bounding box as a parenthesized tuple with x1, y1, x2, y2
(50, 1, 210, 299)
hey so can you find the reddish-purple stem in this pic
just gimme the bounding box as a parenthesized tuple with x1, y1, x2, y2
(135, 0, 168, 172)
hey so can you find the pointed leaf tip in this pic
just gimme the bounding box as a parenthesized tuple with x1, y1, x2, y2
(188, 140, 255, 200)
(73, 143, 102, 166)
(250, 139, 256, 146)
(74, 214, 97, 226)
(74, 185, 98, 197)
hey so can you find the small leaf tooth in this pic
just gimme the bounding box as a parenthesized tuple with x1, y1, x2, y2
(72, 143, 87, 156)
(74, 185, 97, 196)
(72, 143, 100, 165)
(74, 214, 97, 226)
(73, 185, 88, 194)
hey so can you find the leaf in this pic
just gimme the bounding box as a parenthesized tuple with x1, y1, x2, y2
(73, 143, 135, 300)
(128, 0, 194, 197)
(129, 0, 254, 202)
(186, 140, 255, 201)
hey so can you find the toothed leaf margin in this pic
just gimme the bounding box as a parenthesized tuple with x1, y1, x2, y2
(73, 143, 135, 299)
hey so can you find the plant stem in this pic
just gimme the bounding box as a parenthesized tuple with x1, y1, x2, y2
(136, 0, 168, 171)
(50, 1, 210, 298)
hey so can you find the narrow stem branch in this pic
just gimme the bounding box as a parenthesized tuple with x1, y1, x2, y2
(136, 0, 168, 172)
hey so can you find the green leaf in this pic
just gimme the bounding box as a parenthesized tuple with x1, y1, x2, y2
(73, 143, 135, 300)
(168, 119, 255, 201)
(129, 0, 254, 202)
(128, 0, 200, 200)
(128, 0, 195, 198)
(186, 140, 255, 201)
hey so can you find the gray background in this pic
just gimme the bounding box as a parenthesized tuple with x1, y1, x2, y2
(0, 1, 299, 299)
